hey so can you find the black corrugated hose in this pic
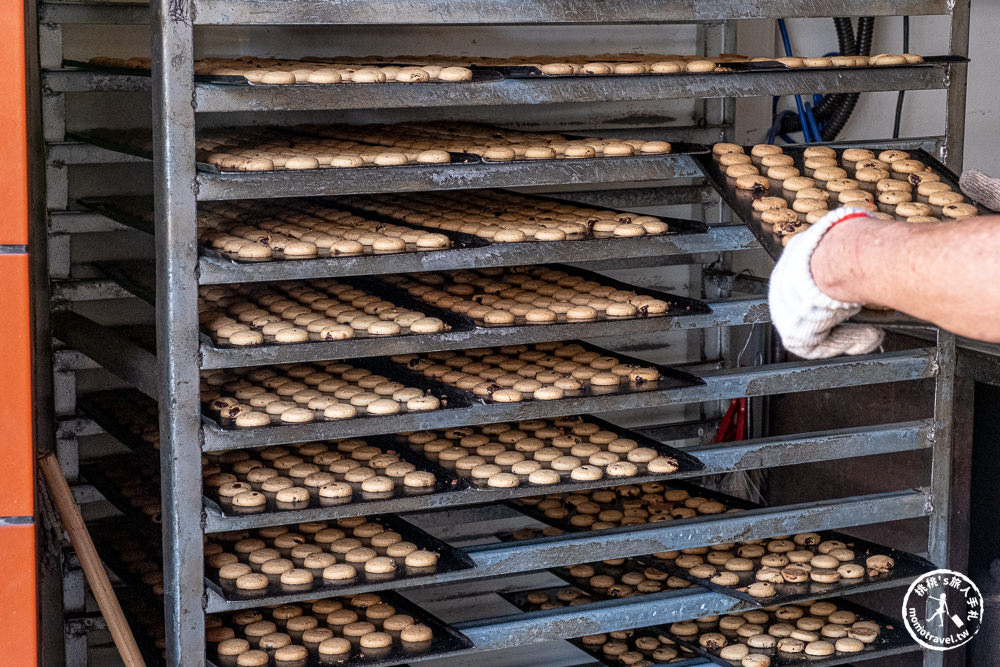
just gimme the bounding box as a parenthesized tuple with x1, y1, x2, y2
(775, 17, 874, 141)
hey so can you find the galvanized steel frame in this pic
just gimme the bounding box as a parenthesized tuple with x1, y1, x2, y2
(37, 1, 970, 666)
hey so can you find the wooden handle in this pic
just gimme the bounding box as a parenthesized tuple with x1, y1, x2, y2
(39, 453, 147, 667)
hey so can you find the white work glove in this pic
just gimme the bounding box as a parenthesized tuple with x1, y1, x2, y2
(768, 207, 885, 359)
(959, 169, 1000, 211)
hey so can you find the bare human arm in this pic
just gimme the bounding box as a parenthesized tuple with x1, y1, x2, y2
(812, 215, 1000, 342)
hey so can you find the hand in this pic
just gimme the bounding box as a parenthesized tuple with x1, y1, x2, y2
(768, 207, 885, 359)
(960, 169, 1000, 212)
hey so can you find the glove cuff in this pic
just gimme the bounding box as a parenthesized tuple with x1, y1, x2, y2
(783, 206, 872, 312)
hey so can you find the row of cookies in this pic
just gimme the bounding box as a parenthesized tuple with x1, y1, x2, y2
(340, 189, 672, 242)
(391, 342, 663, 403)
(398, 415, 680, 489)
(89, 52, 924, 82)
(382, 266, 675, 327)
(199, 279, 448, 347)
(206, 593, 443, 666)
(668, 599, 889, 665)
(208, 517, 443, 596)
(199, 197, 453, 260)
(201, 362, 446, 428)
(205, 438, 442, 512)
(516, 481, 743, 532)
(652, 532, 896, 598)
(559, 558, 692, 598)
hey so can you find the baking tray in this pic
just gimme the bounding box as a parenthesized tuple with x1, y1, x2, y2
(77, 389, 161, 456)
(475, 55, 967, 78)
(337, 190, 709, 241)
(206, 358, 472, 431)
(552, 557, 691, 598)
(90, 260, 479, 346)
(660, 597, 914, 667)
(79, 456, 163, 533)
(502, 586, 705, 666)
(207, 440, 468, 518)
(651, 529, 935, 606)
(383, 339, 705, 407)
(77, 195, 494, 265)
(65, 58, 504, 85)
(718, 54, 968, 73)
(373, 263, 712, 329)
(205, 589, 471, 667)
(396, 415, 704, 490)
(697, 143, 992, 262)
(205, 513, 475, 602)
(476, 139, 708, 164)
(507, 479, 755, 534)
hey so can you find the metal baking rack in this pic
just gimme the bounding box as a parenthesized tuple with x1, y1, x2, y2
(37, 0, 969, 664)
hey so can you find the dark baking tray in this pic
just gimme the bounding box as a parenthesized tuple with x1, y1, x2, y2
(660, 597, 914, 667)
(511, 190, 710, 236)
(205, 589, 471, 667)
(651, 529, 935, 607)
(205, 513, 475, 602)
(64, 58, 503, 85)
(77, 389, 161, 457)
(207, 358, 472, 431)
(79, 456, 163, 534)
(207, 441, 468, 518)
(196, 150, 482, 174)
(372, 262, 712, 329)
(67, 129, 153, 160)
(507, 479, 756, 534)
(697, 143, 992, 262)
(501, 587, 705, 666)
(397, 414, 705, 490)
(552, 557, 690, 599)
(383, 339, 705, 407)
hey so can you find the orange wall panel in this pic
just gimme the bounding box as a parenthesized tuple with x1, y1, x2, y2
(0, 0, 26, 245)
(0, 524, 36, 665)
(0, 254, 32, 516)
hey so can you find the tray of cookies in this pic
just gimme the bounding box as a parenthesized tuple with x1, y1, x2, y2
(195, 278, 469, 348)
(68, 57, 495, 85)
(392, 415, 703, 490)
(553, 557, 694, 598)
(502, 587, 706, 666)
(659, 597, 914, 667)
(386, 340, 704, 405)
(337, 189, 708, 244)
(204, 591, 471, 667)
(649, 530, 935, 606)
(697, 142, 992, 261)
(204, 514, 475, 602)
(376, 263, 711, 328)
(204, 437, 466, 517)
(201, 359, 471, 430)
(508, 480, 755, 534)
(79, 455, 164, 533)
(78, 195, 492, 264)
(77, 389, 162, 453)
